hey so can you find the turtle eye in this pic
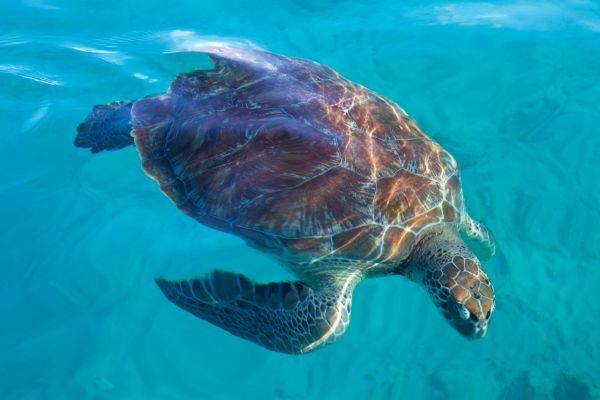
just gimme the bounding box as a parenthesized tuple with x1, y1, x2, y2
(469, 312, 478, 322)
(457, 304, 470, 320)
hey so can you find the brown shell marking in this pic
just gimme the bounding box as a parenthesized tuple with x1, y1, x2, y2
(132, 48, 462, 270)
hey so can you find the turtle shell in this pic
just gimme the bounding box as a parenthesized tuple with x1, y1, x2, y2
(131, 46, 463, 270)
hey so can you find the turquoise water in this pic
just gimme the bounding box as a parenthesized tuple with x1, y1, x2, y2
(1, 0, 599, 398)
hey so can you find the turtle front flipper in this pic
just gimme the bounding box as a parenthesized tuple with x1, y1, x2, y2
(462, 217, 496, 261)
(155, 270, 354, 354)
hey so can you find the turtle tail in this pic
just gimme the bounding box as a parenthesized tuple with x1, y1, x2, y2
(74, 100, 135, 153)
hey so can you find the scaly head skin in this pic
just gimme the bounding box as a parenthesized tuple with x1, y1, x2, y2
(403, 228, 495, 339)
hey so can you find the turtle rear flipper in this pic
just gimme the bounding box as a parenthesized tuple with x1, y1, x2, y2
(155, 270, 354, 354)
(74, 101, 134, 153)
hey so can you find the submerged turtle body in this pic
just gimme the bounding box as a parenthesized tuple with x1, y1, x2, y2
(75, 45, 496, 354)
(132, 49, 464, 275)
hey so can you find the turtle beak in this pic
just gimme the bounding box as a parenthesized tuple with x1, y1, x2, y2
(472, 320, 488, 339)
(453, 314, 488, 339)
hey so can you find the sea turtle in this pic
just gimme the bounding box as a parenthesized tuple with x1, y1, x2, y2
(74, 45, 496, 354)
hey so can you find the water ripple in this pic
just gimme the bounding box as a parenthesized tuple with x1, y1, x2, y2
(64, 43, 132, 65)
(407, 1, 600, 31)
(0, 64, 62, 86)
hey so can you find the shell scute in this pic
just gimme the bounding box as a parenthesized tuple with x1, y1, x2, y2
(347, 96, 415, 141)
(183, 120, 340, 222)
(374, 172, 443, 226)
(379, 227, 418, 262)
(340, 134, 403, 178)
(236, 167, 375, 238)
(279, 236, 332, 257)
(331, 225, 384, 260)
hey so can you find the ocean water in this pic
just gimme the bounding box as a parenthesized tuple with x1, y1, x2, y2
(1, 0, 599, 398)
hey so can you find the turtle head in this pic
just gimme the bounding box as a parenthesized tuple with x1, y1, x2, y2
(426, 255, 495, 339)
(406, 231, 495, 339)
